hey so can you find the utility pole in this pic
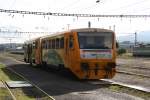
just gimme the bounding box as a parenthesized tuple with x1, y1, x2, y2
(88, 21, 91, 28)
(113, 25, 116, 32)
(67, 24, 70, 30)
(109, 26, 111, 30)
(134, 32, 137, 46)
(9, 38, 12, 49)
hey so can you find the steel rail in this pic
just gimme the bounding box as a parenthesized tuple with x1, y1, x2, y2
(101, 79, 150, 93)
(1, 80, 17, 100)
(133, 66, 150, 70)
(117, 71, 150, 78)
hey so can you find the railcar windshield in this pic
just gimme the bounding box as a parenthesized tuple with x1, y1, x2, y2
(78, 32, 113, 49)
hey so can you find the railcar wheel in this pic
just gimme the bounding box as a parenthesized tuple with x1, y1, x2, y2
(29, 61, 32, 66)
(29, 58, 33, 66)
(58, 64, 64, 70)
(42, 61, 47, 69)
(24, 58, 26, 62)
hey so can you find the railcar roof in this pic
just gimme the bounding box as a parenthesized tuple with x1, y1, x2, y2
(40, 28, 114, 39)
(23, 28, 114, 44)
(24, 37, 41, 44)
(70, 28, 114, 33)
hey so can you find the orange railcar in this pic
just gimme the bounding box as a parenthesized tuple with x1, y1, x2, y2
(24, 28, 116, 79)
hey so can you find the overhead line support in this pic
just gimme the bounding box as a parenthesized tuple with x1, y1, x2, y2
(0, 9, 150, 18)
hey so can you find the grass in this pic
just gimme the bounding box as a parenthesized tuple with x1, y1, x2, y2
(117, 53, 134, 59)
(109, 85, 150, 100)
(11, 88, 50, 100)
(0, 64, 23, 81)
(0, 88, 13, 100)
(0, 64, 15, 99)
(3, 52, 24, 62)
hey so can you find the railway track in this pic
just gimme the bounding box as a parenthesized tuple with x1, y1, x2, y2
(133, 66, 150, 70)
(1, 54, 150, 99)
(102, 79, 150, 93)
(88, 79, 150, 93)
(117, 64, 150, 78)
(117, 70, 150, 78)
(0, 80, 16, 100)
(7, 67, 150, 99)
(5, 67, 55, 100)
(117, 65, 150, 71)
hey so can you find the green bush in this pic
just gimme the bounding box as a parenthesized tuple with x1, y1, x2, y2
(117, 48, 126, 55)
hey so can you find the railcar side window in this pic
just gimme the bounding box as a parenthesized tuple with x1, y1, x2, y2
(69, 36, 74, 48)
(56, 38, 59, 49)
(32, 42, 35, 49)
(46, 40, 49, 49)
(42, 41, 45, 49)
(35, 41, 38, 49)
(44, 40, 47, 49)
(52, 39, 55, 49)
(49, 40, 51, 49)
(60, 37, 64, 48)
(65, 38, 68, 54)
(44, 40, 46, 49)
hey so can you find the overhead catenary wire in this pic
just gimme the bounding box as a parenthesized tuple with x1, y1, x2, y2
(76, 0, 104, 14)
(0, 8, 150, 18)
(108, 0, 148, 12)
(60, 0, 81, 11)
(0, 30, 53, 34)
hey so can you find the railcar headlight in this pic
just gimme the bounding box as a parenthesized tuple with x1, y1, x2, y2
(81, 54, 85, 58)
(107, 62, 116, 68)
(80, 63, 89, 71)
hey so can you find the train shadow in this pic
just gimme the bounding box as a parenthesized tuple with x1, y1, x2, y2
(3, 63, 112, 97)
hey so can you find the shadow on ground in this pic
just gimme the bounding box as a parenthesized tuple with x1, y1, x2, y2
(3, 63, 111, 96)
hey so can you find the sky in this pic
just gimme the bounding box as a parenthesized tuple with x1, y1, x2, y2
(0, 0, 150, 43)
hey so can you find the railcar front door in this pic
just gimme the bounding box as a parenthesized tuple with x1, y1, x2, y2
(65, 34, 75, 68)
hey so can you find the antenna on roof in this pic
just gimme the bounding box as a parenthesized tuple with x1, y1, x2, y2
(96, 0, 100, 3)
(88, 21, 91, 28)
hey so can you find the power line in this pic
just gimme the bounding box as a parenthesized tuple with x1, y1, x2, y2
(109, 0, 148, 12)
(0, 30, 53, 34)
(61, 0, 81, 11)
(0, 8, 150, 18)
(0, 36, 21, 38)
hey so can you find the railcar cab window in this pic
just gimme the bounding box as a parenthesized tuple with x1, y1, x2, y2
(69, 35, 74, 48)
(78, 32, 113, 49)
